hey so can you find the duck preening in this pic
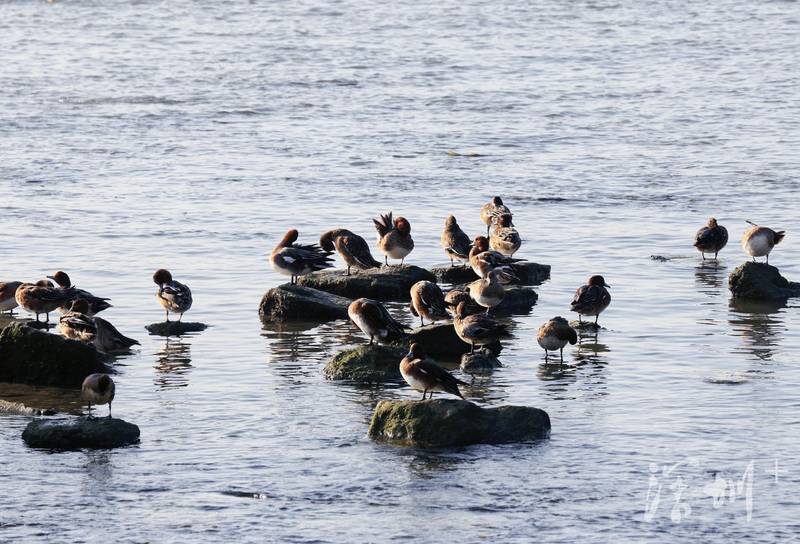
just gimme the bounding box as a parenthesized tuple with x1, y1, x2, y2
(537, 316, 578, 363)
(271, 229, 334, 284)
(570, 275, 611, 326)
(153, 269, 193, 322)
(47, 270, 112, 315)
(82, 373, 115, 418)
(15, 279, 77, 323)
(373, 212, 414, 265)
(453, 301, 511, 353)
(742, 221, 785, 264)
(409, 280, 449, 326)
(469, 236, 521, 280)
(441, 215, 472, 267)
(58, 299, 97, 343)
(320, 228, 381, 276)
(480, 196, 512, 236)
(400, 343, 467, 400)
(348, 297, 410, 344)
(693, 218, 728, 260)
(0, 281, 23, 314)
(489, 213, 521, 257)
(93, 316, 140, 354)
(467, 269, 506, 312)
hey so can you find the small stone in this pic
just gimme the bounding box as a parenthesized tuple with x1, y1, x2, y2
(259, 283, 351, 324)
(22, 417, 141, 450)
(324, 344, 407, 382)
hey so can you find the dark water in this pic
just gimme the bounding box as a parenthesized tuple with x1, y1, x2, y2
(1, 1, 799, 541)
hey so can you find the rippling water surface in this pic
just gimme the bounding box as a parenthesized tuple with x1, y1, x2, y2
(1, 1, 799, 542)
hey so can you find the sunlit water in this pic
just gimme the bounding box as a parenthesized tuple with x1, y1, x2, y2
(1, 1, 799, 541)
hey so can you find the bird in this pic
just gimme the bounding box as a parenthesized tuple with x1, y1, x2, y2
(467, 269, 506, 312)
(373, 211, 414, 265)
(93, 316, 140, 354)
(271, 229, 334, 284)
(489, 213, 521, 257)
(570, 275, 611, 326)
(153, 269, 193, 322)
(82, 373, 115, 418)
(58, 299, 97, 342)
(348, 297, 410, 345)
(440, 215, 472, 267)
(537, 317, 578, 363)
(319, 228, 381, 276)
(480, 196, 512, 236)
(694, 218, 729, 260)
(453, 301, 511, 354)
(741, 221, 785, 264)
(15, 279, 77, 323)
(444, 288, 481, 318)
(0, 281, 23, 314)
(409, 281, 449, 326)
(400, 343, 467, 400)
(47, 271, 112, 315)
(469, 236, 521, 280)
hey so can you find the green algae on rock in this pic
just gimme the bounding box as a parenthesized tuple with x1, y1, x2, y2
(324, 344, 407, 382)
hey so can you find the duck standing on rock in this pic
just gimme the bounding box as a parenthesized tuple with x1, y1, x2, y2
(15, 279, 76, 323)
(441, 215, 472, 267)
(537, 317, 578, 363)
(400, 343, 467, 400)
(410, 281, 449, 326)
(480, 196, 512, 236)
(469, 236, 521, 280)
(93, 316, 140, 354)
(153, 269, 193, 322)
(373, 212, 414, 265)
(453, 301, 511, 353)
(694, 218, 728, 260)
(570, 275, 611, 326)
(271, 229, 334, 284)
(0, 281, 23, 314)
(742, 221, 785, 264)
(348, 297, 410, 345)
(444, 289, 480, 318)
(82, 373, 115, 418)
(47, 271, 112, 315)
(320, 228, 381, 276)
(58, 299, 97, 343)
(489, 213, 521, 257)
(467, 269, 506, 313)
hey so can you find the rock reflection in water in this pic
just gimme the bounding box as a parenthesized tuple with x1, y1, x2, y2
(695, 261, 727, 293)
(728, 298, 787, 361)
(154, 337, 193, 389)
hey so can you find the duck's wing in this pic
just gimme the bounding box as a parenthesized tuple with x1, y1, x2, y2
(60, 312, 97, 335)
(375, 300, 411, 335)
(286, 244, 335, 270)
(372, 211, 394, 238)
(415, 358, 467, 396)
(462, 314, 509, 339)
(419, 283, 448, 317)
(571, 285, 609, 310)
(339, 234, 381, 268)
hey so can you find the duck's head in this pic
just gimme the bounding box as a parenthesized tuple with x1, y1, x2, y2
(319, 230, 336, 252)
(588, 275, 610, 288)
(445, 214, 457, 227)
(491, 196, 504, 206)
(394, 217, 411, 235)
(153, 269, 173, 286)
(454, 301, 468, 318)
(280, 229, 299, 247)
(70, 299, 90, 314)
(496, 213, 514, 228)
(405, 342, 425, 360)
(35, 279, 54, 288)
(97, 374, 114, 393)
(708, 217, 718, 227)
(473, 236, 489, 251)
(47, 271, 71, 288)
(551, 316, 569, 324)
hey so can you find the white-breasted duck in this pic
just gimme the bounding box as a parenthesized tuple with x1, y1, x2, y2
(0, 281, 23, 314)
(489, 213, 521, 257)
(373, 212, 414, 265)
(480, 196, 512, 236)
(153, 269, 193, 322)
(400, 343, 467, 400)
(537, 316, 578, 363)
(348, 297, 410, 345)
(467, 269, 506, 312)
(271, 229, 334, 284)
(741, 221, 785, 264)
(409, 280, 449, 326)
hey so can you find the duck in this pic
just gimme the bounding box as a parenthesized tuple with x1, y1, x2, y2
(570, 275, 611, 326)
(741, 221, 785, 264)
(409, 281, 449, 326)
(15, 279, 77, 323)
(537, 316, 578, 363)
(47, 270, 112, 315)
(444, 288, 481, 318)
(467, 269, 506, 312)
(82, 373, 115, 418)
(320, 228, 381, 276)
(489, 213, 521, 257)
(480, 196, 512, 236)
(93, 316, 140, 354)
(469, 236, 521, 279)
(373, 212, 414, 265)
(453, 301, 511, 353)
(400, 343, 467, 400)
(271, 229, 334, 284)
(0, 281, 23, 314)
(441, 215, 472, 266)
(153, 269, 193, 322)
(694, 218, 728, 260)
(348, 297, 410, 345)
(58, 299, 97, 342)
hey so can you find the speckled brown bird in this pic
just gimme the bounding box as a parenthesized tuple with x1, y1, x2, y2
(59, 299, 97, 342)
(537, 316, 578, 363)
(409, 280, 449, 326)
(15, 280, 77, 323)
(441, 215, 472, 267)
(570, 275, 611, 326)
(489, 213, 521, 257)
(320, 228, 382, 276)
(480, 196, 512, 236)
(453, 301, 511, 353)
(469, 236, 521, 280)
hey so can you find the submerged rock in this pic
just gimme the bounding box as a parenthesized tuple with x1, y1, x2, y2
(460, 351, 502, 376)
(495, 286, 538, 316)
(259, 284, 350, 324)
(406, 322, 501, 357)
(22, 417, 140, 450)
(431, 262, 551, 286)
(368, 399, 551, 447)
(728, 262, 800, 301)
(145, 321, 208, 336)
(324, 344, 406, 382)
(297, 265, 436, 301)
(0, 323, 108, 388)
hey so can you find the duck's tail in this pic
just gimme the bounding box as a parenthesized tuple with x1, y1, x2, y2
(774, 231, 786, 245)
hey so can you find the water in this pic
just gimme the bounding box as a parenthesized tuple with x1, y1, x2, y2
(1, 0, 799, 541)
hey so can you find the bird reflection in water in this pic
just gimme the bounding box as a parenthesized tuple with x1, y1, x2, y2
(154, 337, 193, 389)
(695, 261, 727, 293)
(728, 298, 786, 361)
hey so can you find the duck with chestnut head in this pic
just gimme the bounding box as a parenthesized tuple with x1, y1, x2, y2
(480, 196, 512, 236)
(153, 269, 193, 322)
(400, 343, 467, 400)
(47, 270, 112, 315)
(570, 275, 611, 326)
(489, 213, 521, 257)
(271, 229, 334, 284)
(373, 211, 414, 266)
(469, 236, 522, 280)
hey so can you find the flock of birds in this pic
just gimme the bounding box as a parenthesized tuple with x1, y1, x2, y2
(0, 197, 789, 411)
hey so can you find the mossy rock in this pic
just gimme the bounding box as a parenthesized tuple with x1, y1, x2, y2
(402, 322, 502, 357)
(431, 262, 550, 286)
(22, 417, 140, 450)
(297, 265, 435, 301)
(368, 399, 551, 447)
(729, 261, 800, 301)
(259, 283, 350, 324)
(324, 344, 406, 382)
(460, 351, 502, 375)
(145, 321, 208, 336)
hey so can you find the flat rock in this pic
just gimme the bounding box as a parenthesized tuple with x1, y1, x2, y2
(324, 344, 406, 382)
(460, 351, 502, 376)
(145, 321, 208, 336)
(406, 322, 501, 357)
(22, 417, 140, 450)
(431, 262, 551, 286)
(259, 284, 351, 324)
(0, 323, 109, 388)
(297, 265, 436, 301)
(729, 262, 800, 301)
(368, 399, 551, 447)
(494, 286, 538, 316)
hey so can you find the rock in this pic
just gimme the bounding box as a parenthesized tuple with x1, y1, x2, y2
(0, 400, 56, 416)
(406, 322, 501, 357)
(495, 286, 538, 316)
(0, 323, 109, 388)
(324, 344, 406, 382)
(259, 283, 350, 324)
(145, 321, 208, 336)
(728, 262, 800, 301)
(460, 351, 502, 376)
(297, 265, 436, 301)
(368, 399, 551, 447)
(431, 262, 550, 286)
(22, 417, 140, 450)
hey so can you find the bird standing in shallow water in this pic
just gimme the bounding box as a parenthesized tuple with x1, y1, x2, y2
(694, 218, 728, 260)
(441, 215, 472, 267)
(480, 196, 512, 236)
(570, 275, 611, 326)
(537, 317, 578, 363)
(489, 213, 521, 257)
(82, 373, 115, 418)
(741, 221, 785, 264)
(271, 229, 334, 284)
(400, 343, 467, 400)
(373, 212, 414, 265)
(409, 281, 449, 326)
(153, 269, 193, 322)
(320, 228, 381, 276)
(348, 297, 410, 345)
